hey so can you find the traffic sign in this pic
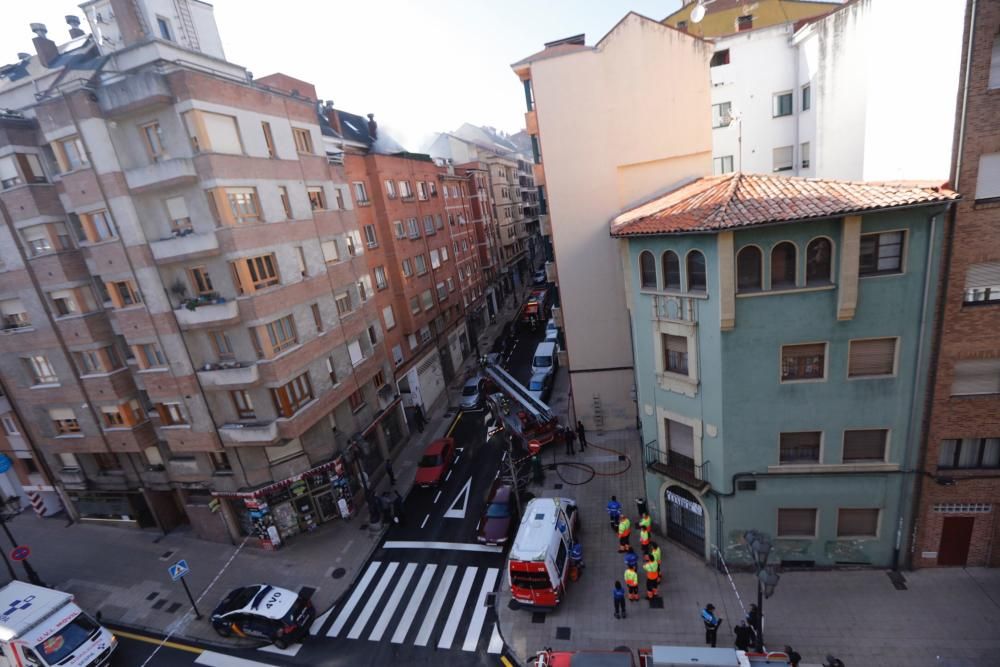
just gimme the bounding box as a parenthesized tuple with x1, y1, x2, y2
(9, 546, 29, 562)
(168, 559, 190, 581)
(0, 455, 11, 474)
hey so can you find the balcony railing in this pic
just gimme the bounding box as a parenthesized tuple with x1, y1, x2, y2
(124, 157, 196, 193)
(220, 421, 279, 445)
(96, 71, 171, 116)
(149, 230, 219, 262)
(196, 361, 259, 388)
(57, 468, 88, 489)
(644, 441, 710, 491)
(174, 297, 239, 328)
(652, 294, 698, 324)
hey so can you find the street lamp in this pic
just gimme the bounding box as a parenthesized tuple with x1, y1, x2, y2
(743, 530, 780, 652)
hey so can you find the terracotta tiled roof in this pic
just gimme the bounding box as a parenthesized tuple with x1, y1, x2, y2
(610, 173, 958, 237)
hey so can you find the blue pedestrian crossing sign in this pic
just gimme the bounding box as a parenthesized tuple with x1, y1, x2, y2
(168, 559, 190, 581)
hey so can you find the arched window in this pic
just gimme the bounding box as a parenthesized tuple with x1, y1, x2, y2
(736, 246, 763, 292)
(662, 251, 681, 290)
(687, 250, 707, 292)
(806, 238, 833, 285)
(771, 242, 797, 289)
(639, 251, 657, 289)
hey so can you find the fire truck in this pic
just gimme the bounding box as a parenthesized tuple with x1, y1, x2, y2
(518, 286, 553, 331)
(480, 358, 560, 450)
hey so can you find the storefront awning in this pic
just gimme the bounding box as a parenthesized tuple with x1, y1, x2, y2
(210, 457, 343, 499)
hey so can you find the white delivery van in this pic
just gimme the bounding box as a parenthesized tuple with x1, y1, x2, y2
(531, 342, 559, 376)
(0, 582, 116, 667)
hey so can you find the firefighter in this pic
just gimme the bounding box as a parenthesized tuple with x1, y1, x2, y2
(607, 496, 622, 531)
(623, 546, 638, 571)
(650, 541, 663, 575)
(639, 524, 651, 554)
(624, 566, 640, 601)
(702, 604, 722, 647)
(617, 515, 632, 552)
(642, 554, 660, 599)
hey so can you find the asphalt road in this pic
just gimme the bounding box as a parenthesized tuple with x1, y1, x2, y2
(111, 627, 275, 667)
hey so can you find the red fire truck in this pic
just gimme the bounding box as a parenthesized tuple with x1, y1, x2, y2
(481, 360, 560, 449)
(519, 286, 552, 331)
(508, 497, 578, 607)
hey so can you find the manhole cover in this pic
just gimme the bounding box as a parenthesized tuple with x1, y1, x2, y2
(649, 597, 664, 609)
(556, 627, 571, 640)
(331, 568, 347, 579)
(531, 612, 546, 624)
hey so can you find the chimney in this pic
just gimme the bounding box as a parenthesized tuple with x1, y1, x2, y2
(30, 24, 58, 68)
(65, 15, 85, 39)
(324, 101, 342, 135)
(367, 113, 378, 141)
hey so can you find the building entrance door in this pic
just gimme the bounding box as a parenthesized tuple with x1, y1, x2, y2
(938, 516, 974, 566)
(665, 485, 704, 556)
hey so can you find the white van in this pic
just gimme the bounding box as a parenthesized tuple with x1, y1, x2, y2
(0, 582, 116, 667)
(531, 341, 558, 376)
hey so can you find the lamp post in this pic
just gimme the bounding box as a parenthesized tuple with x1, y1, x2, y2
(743, 530, 780, 652)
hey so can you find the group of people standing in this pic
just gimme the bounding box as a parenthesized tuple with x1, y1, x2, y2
(563, 420, 588, 455)
(608, 496, 663, 618)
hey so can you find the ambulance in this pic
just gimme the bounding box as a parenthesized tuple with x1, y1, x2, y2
(0, 582, 116, 667)
(507, 497, 578, 607)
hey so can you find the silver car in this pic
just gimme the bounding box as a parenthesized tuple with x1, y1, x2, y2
(526, 369, 554, 403)
(460, 376, 486, 409)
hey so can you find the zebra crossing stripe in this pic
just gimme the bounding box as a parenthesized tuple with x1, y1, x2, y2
(368, 562, 417, 642)
(414, 564, 457, 647)
(391, 564, 436, 644)
(328, 561, 380, 637)
(347, 562, 399, 639)
(487, 623, 503, 654)
(437, 566, 478, 649)
(462, 567, 499, 652)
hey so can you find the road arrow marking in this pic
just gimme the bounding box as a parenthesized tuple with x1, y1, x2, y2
(444, 478, 471, 519)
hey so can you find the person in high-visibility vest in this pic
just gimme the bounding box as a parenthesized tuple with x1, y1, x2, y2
(638, 512, 652, 532)
(639, 525, 650, 553)
(642, 554, 660, 599)
(624, 566, 640, 601)
(650, 541, 662, 574)
(617, 515, 632, 552)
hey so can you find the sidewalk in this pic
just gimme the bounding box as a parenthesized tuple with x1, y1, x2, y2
(495, 428, 1000, 667)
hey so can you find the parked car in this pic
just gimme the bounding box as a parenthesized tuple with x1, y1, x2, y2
(531, 341, 559, 376)
(211, 584, 314, 649)
(532, 269, 548, 286)
(460, 375, 486, 409)
(545, 318, 558, 342)
(415, 437, 456, 487)
(477, 480, 518, 546)
(526, 370, 554, 403)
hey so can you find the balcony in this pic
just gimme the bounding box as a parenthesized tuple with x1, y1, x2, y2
(57, 468, 88, 490)
(173, 297, 239, 329)
(150, 230, 220, 263)
(96, 71, 172, 116)
(124, 157, 197, 194)
(644, 442, 710, 492)
(219, 421, 279, 445)
(93, 471, 131, 491)
(167, 457, 204, 481)
(652, 294, 698, 324)
(197, 361, 259, 388)
(140, 467, 170, 487)
(545, 261, 557, 284)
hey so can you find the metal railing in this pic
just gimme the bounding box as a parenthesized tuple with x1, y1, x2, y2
(651, 294, 698, 324)
(644, 441, 708, 486)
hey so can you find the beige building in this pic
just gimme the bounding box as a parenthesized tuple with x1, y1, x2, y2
(512, 14, 714, 430)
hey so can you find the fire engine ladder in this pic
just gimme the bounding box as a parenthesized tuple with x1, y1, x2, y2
(482, 363, 554, 425)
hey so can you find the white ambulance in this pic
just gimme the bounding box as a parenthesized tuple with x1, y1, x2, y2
(0, 582, 116, 667)
(507, 497, 578, 607)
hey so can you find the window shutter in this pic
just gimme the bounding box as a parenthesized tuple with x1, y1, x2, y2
(965, 261, 1000, 290)
(837, 509, 878, 537)
(348, 340, 363, 366)
(0, 156, 19, 182)
(843, 429, 886, 461)
(777, 508, 816, 536)
(785, 343, 825, 359)
(48, 408, 76, 421)
(951, 359, 1000, 395)
(848, 338, 896, 377)
(202, 112, 242, 154)
(165, 196, 189, 221)
(0, 299, 25, 316)
(975, 153, 1000, 200)
(779, 431, 821, 462)
(665, 334, 687, 354)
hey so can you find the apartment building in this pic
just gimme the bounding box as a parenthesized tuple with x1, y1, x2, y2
(913, 0, 1000, 568)
(0, 2, 403, 545)
(662, 0, 840, 38)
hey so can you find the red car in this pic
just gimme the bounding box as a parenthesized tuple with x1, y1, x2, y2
(415, 437, 456, 487)
(476, 480, 518, 546)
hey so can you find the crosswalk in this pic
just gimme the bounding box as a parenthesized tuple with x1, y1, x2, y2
(320, 560, 503, 654)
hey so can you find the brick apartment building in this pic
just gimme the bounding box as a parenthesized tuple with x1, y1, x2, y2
(0, 1, 405, 545)
(913, 0, 1000, 567)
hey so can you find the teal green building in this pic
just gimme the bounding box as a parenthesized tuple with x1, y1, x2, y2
(611, 174, 957, 567)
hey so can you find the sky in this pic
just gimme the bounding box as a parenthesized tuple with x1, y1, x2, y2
(0, 0, 682, 151)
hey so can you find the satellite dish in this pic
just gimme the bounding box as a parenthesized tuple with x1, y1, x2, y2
(691, 3, 706, 23)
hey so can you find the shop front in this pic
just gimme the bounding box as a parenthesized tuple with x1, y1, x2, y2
(67, 490, 156, 528)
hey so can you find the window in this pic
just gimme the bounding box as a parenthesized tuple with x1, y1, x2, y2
(770, 242, 797, 288)
(712, 102, 732, 129)
(259, 314, 298, 357)
(165, 196, 192, 232)
(1, 416, 18, 436)
(710, 50, 730, 67)
(964, 261, 1000, 303)
(736, 246, 762, 292)
(805, 238, 833, 285)
(440, 245, 448, 261)
(156, 16, 173, 40)
(80, 210, 115, 243)
(321, 240, 340, 263)
(436, 214, 444, 230)
(55, 136, 88, 171)
(837, 509, 879, 537)
(183, 111, 242, 155)
(801, 84, 811, 111)
(800, 142, 811, 169)
(991, 36, 1000, 89)
(938, 438, 1000, 469)
(261, 121, 276, 158)
(188, 266, 214, 296)
(399, 181, 413, 199)
(773, 92, 793, 117)
(639, 251, 656, 289)
(326, 356, 339, 385)
(437, 282, 447, 301)
(364, 224, 378, 248)
(232, 253, 279, 294)
(848, 338, 897, 378)
(781, 343, 826, 381)
(430, 248, 441, 269)
(211, 451, 232, 472)
(859, 231, 904, 276)
(224, 188, 262, 224)
(357, 275, 372, 302)
(737, 14, 753, 31)
(368, 325, 379, 345)
(677, 20, 687, 30)
(421, 289, 434, 311)
(271, 373, 313, 417)
(209, 331, 234, 360)
(950, 359, 1000, 395)
(107, 280, 141, 308)
(348, 340, 365, 366)
(50, 288, 82, 316)
(384, 180, 397, 199)
(772, 146, 793, 172)
(373, 370, 386, 389)
(418, 181, 429, 200)
(777, 508, 816, 538)
(713, 156, 734, 175)
(74, 347, 120, 375)
(50, 409, 81, 435)
(447, 277, 455, 292)
(58, 453, 80, 470)
(279, 186, 293, 219)
(392, 344, 404, 366)
(266, 440, 304, 463)
(383, 305, 396, 330)
(409, 296, 420, 314)
(101, 402, 139, 428)
(414, 254, 427, 275)
(308, 186, 327, 211)
(353, 182, 370, 205)
(663, 334, 688, 375)
(374, 266, 388, 290)
(401, 258, 413, 277)
(133, 343, 166, 369)
(348, 388, 365, 412)
(140, 121, 164, 162)
(407, 218, 420, 239)
(424, 216, 435, 235)
(975, 153, 1000, 201)
(686, 251, 706, 292)
(662, 251, 681, 290)
(157, 402, 188, 426)
(393, 221, 406, 239)
(311, 303, 323, 332)
(843, 429, 888, 462)
(779, 431, 821, 464)
(335, 292, 353, 316)
(292, 128, 314, 154)
(231, 390, 256, 419)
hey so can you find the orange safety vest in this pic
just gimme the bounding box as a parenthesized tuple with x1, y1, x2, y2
(624, 568, 639, 586)
(643, 561, 659, 581)
(618, 517, 631, 537)
(639, 515, 652, 531)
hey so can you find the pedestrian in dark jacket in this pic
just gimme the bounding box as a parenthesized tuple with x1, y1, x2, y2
(701, 604, 722, 647)
(613, 581, 626, 619)
(576, 421, 587, 451)
(564, 427, 576, 455)
(746, 603, 761, 649)
(783, 646, 801, 667)
(392, 491, 405, 526)
(413, 404, 426, 433)
(384, 458, 396, 486)
(734, 620, 752, 651)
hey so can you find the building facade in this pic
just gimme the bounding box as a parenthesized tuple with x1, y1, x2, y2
(662, 0, 841, 38)
(612, 174, 956, 567)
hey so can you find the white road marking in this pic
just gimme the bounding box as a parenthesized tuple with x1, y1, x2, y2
(308, 605, 333, 636)
(434, 490, 442, 503)
(443, 478, 472, 519)
(455, 447, 465, 452)
(487, 623, 504, 654)
(195, 652, 277, 667)
(415, 564, 457, 646)
(347, 561, 399, 639)
(462, 567, 499, 651)
(454, 455, 461, 464)
(339, 539, 354, 555)
(328, 561, 380, 637)
(369, 562, 417, 641)
(445, 470, 453, 481)
(258, 642, 303, 657)
(420, 514, 429, 529)
(391, 563, 437, 644)
(383, 540, 502, 553)
(438, 567, 478, 649)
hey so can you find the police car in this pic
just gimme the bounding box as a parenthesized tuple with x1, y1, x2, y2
(210, 584, 314, 649)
